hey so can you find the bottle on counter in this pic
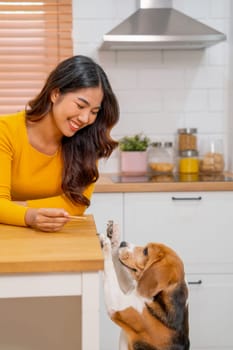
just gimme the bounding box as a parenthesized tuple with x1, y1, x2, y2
(148, 142, 174, 174)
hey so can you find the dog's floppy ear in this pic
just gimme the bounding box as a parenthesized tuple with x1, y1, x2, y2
(137, 243, 184, 298)
(137, 260, 164, 298)
(136, 244, 165, 298)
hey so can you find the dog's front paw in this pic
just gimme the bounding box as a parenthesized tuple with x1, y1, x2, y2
(111, 223, 121, 248)
(106, 221, 121, 249)
(99, 234, 112, 258)
(106, 220, 114, 240)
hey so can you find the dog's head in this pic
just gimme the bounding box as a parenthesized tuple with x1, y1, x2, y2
(118, 241, 186, 299)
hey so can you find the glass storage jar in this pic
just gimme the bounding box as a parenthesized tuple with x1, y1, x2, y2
(199, 138, 225, 174)
(148, 142, 174, 174)
(164, 141, 174, 158)
(178, 150, 199, 174)
(178, 128, 198, 152)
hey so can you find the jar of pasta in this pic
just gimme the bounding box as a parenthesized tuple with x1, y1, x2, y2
(178, 128, 198, 152)
(178, 150, 199, 174)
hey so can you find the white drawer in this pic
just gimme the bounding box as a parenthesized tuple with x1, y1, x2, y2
(124, 192, 233, 272)
(187, 273, 233, 349)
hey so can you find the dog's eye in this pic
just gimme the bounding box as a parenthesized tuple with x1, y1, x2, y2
(143, 247, 148, 256)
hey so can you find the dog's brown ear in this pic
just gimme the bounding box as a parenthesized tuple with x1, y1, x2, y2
(137, 261, 163, 298)
(135, 243, 165, 297)
(138, 242, 185, 298)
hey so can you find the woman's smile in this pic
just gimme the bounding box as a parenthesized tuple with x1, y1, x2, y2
(68, 118, 82, 132)
(51, 86, 103, 137)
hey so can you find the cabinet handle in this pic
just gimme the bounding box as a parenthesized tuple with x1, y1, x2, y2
(171, 196, 202, 201)
(188, 280, 202, 285)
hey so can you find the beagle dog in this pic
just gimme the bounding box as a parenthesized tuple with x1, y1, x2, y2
(100, 221, 190, 350)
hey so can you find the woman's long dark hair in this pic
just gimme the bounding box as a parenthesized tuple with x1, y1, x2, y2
(26, 55, 119, 206)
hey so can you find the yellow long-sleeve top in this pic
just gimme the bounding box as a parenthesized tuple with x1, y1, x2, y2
(0, 111, 95, 227)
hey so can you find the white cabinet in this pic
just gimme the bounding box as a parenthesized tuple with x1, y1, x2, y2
(124, 192, 233, 350)
(187, 274, 233, 350)
(124, 192, 233, 273)
(88, 191, 233, 350)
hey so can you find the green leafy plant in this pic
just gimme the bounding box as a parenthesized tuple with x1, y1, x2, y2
(119, 133, 151, 151)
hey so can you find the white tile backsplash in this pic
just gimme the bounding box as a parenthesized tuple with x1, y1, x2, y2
(138, 68, 185, 89)
(207, 43, 228, 65)
(185, 67, 225, 89)
(163, 50, 208, 67)
(116, 50, 162, 68)
(182, 0, 210, 19)
(116, 90, 162, 113)
(73, 0, 116, 19)
(210, 0, 231, 18)
(72, 0, 232, 173)
(208, 90, 224, 111)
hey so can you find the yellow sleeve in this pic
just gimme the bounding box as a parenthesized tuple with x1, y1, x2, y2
(0, 183, 95, 227)
(0, 119, 28, 226)
(0, 199, 28, 226)
(27, 183, 96, 215)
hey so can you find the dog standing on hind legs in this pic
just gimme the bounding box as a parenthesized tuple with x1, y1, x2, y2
(99, 220, 190, 350)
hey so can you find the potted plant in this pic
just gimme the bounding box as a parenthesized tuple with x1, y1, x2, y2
(119, 133, 150, 174)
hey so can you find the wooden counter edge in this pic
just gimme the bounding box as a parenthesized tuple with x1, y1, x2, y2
(0, 259, 104, 274)
(95, 173, 233, 192)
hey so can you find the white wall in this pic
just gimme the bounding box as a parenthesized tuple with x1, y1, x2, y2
(227, 1, 233, 170)
(72, 0, 232, 172)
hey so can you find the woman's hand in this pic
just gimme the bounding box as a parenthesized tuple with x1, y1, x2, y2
(25, 208, 70, 232)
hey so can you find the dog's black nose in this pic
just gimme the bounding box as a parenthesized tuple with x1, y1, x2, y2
(120, 241, 127, 248)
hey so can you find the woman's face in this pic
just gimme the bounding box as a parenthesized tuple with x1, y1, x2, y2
(50, 86, 104, 137)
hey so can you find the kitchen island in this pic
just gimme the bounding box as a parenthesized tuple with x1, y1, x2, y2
(0, 215, 103, 350)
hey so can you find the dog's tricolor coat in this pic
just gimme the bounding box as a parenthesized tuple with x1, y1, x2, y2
(100, 222, 190, 350)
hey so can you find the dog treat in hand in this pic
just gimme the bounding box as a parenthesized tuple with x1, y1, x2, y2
(68, 215, 87, 221)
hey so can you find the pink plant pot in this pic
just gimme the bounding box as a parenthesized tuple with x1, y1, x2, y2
(120, 151, 148, 175)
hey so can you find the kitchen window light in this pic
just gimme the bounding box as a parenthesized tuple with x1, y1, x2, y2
(0, 0, 73, 115)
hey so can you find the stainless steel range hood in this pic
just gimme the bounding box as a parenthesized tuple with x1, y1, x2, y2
(100, 0, 226, 50)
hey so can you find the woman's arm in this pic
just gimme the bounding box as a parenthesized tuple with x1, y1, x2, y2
(0, 122, 95, 230)
(14, 201, 72, 232)
(26, 183, 95, 215)
(0, 183, 95, 230)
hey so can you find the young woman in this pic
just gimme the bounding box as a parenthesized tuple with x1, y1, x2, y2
(0, 55, 119, 232)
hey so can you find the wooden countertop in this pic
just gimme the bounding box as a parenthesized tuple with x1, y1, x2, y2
(95, 173, 233, 192)
(0, 215, 103, 274)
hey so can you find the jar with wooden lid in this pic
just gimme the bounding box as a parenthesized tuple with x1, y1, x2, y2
(178, 150, 199, 174)
(178, 128, 198, 152)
